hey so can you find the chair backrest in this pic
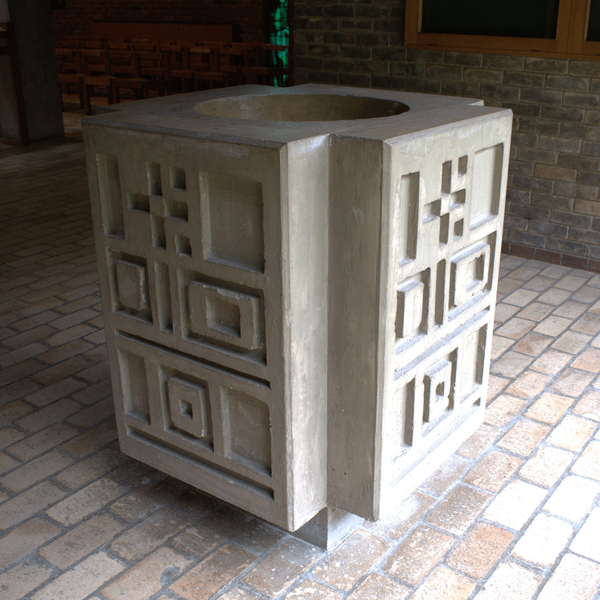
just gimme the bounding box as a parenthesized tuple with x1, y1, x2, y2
(79, 49, 110, 76)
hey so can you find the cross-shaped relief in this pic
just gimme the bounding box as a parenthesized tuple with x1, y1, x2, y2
(422, 157, 468, 245)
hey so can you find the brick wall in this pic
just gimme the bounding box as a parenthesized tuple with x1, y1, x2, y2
(51, 0, 265, 43)
(294, 0, 600, 271)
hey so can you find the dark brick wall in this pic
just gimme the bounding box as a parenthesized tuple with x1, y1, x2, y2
(295, 0, 600, 271)
(51, 0, 265, 43)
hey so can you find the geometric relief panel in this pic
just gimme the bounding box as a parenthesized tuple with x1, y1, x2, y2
(456, 325, 487, 406)
(188, 280, 263, 351)
(110, 253, 152, 323)
(423, 359, 453, 423)
(396, 269, 429, 341)
(118, 349, 150, 424)
(200, 171, 265, 273)
(471, 143, 503, 229)
(116, 259, 149, 312)
(167, 376, 211, 442)
(397, 348, 458, 448)
(222, 387, 271, 476)
(450, 241, 490, 310)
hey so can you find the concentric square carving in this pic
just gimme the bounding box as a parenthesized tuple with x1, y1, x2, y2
(423, 359, 452, 423)
(188, 281, 262, 351)
(116, 259, 149, 312)
(450, 241, 490, 309)
(167, 376, 210, 440)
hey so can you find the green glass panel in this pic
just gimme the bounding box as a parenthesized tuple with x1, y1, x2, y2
(267, 0, 289, 86)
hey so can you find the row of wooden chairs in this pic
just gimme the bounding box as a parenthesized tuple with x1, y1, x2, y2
(56, 40, 290, 113)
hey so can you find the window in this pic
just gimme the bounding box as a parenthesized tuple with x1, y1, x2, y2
(405, 0, 600, 59)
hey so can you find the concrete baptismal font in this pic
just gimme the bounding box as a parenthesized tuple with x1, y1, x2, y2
(83, 84, 512, 547)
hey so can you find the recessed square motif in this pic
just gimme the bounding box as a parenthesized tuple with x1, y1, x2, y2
(167, 376, 210, 440)
(423, 359, 452, 423)
(188, 281, 262, 351)
(450, 241, 490, 309)
(116, 259, 149, 312)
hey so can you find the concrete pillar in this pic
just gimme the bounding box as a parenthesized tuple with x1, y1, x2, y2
(0, 0, 63, 143)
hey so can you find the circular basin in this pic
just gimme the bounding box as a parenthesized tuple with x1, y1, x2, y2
(193, 93, 409, 122)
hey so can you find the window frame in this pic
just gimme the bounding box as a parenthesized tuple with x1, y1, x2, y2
(404, 0, 600, 59)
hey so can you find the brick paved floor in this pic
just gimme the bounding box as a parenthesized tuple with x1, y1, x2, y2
(1, 118, 600, 600)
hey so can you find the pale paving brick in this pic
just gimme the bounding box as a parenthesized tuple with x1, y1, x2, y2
(54, 446, 127, 490)
(411, 565, 475, 600)
(511, 514, 573, 567)
(66, 396, 114, 429)
(312, 529, 392, 591)
(0, 400, 34, 426)
(536, 553, 600, 600)
(574, 390, 600, 421)
(0, 482, 66, 529)
(505, 371, 552, 401)
(525, 392, 575, 424)
(60, 420, 118, 457)
(569, 507, 600, 562)
(418, 455, 470, 497)
(425, 483, 491, 534)
(231, 520, 285, 555)
(283, 580, 342, 600)
(0, 342, 48, 367)
(31, 356, 91, 385)
(463, 450, 522, 492)
(382, 525, 454, 586)
(172, 543, 255, 600)
(364, 491, 435, 539)
(518, 445, 574, 488)
(0, 379, 40, 405)
(0, 428, 24, 451)
(474, 562, 541, 600)
(456, 424, 500, 460)
(445, 522, 513, 579)
(531, 349, 572, 375)
(204, 589, 262, 600)
(496, 418, 551, 456)
(0, 449, 74, 491)
(0, 518, 60, 568)
(45, 477, 127, 526)
(14, 398, 81, 432)
(345, 573, 411, 600)
(484, 395, 527, 427)
(484, 480, 548, 530)
(550, 368, 595, 397)
(110, 508, 188, 561)
(109, 484, 172, 523)
(0, 451, 19, 474)
(23, 377, 86, 407)
(491, 335, 514, 359)
(547, 415, 597, 451)
(544, 475, 600, 521)
(31, 552, 125, 600)
(40, 514, 125, 569)
(241, 538, 322, 597)
(36, 338, 93, 365)
(0, 560, 55, 600)
(102, 547, 192, 600)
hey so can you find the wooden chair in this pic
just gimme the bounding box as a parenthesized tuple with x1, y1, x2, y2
(55, 49, 85, 110)
(79, 49, 115, 114)
(248, 43, 290, 86)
